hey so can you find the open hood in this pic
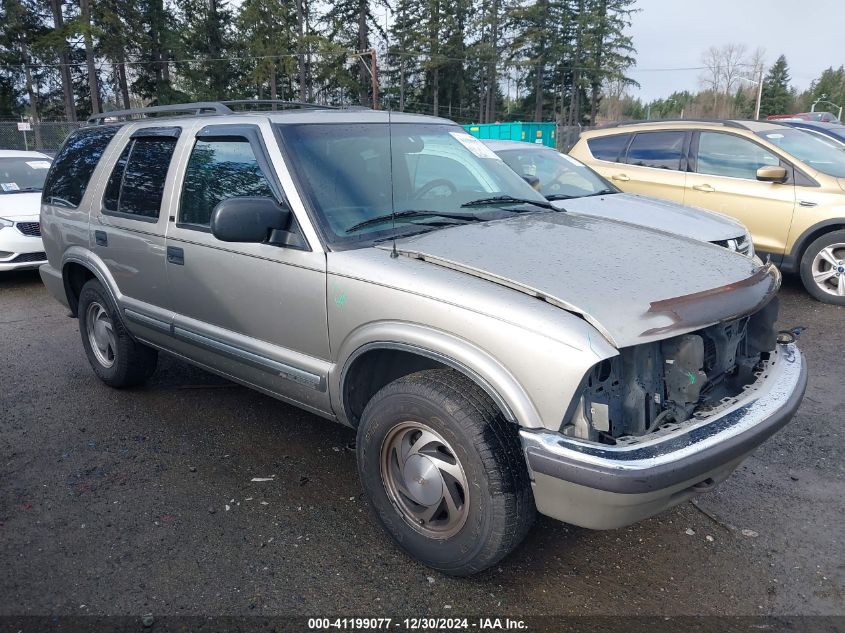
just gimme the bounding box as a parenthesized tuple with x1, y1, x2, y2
(383, 213, 779, 348)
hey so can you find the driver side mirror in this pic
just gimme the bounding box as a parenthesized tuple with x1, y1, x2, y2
(756, 165, 788, 183)
(211, 197, 293, 244)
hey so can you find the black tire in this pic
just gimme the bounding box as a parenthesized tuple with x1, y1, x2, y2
(799, 230, 845, 305)
(77, 278, 158, 387)
(356, 368, 535, 576)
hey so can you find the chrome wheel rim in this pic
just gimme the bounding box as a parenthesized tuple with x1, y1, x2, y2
(86, 301, 117, 368)
(380, 421, 469, 539)
(811, 243, 845, 297)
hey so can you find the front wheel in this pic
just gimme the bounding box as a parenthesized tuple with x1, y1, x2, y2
(356, 369, 535, 576)
(799, 230, 845, 305)
(77, 279, 158, 387)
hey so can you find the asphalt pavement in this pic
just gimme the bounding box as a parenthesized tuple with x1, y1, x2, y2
(1, 269, 843, 618)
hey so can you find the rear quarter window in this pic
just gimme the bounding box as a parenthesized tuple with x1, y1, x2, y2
(42, 126, 120, 208)
(586, 134, 631, 162)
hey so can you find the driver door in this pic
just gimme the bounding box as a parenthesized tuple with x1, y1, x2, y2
(164, 122, 332, 414)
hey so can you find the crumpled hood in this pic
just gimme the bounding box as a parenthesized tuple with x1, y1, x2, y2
(385, 212, 778, 348)
(0, 192, 41, 221)
(556, 192, 747, 243)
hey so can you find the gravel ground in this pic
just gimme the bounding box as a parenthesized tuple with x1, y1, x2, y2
(1, 269, 843, 617)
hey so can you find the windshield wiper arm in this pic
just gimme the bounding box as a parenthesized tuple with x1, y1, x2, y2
(544, 193, 576, 201)
(583, 188, 618, 197)
(460, 195, 553, 210)
(345, 210, 480, 234)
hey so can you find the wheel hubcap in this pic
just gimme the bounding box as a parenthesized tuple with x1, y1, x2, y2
(86, 302, 117, 368)
(380, 422, 469, 539)
(811, 243, 845, 297)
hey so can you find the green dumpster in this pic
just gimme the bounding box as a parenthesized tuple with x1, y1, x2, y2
(462, 122, 556, 148)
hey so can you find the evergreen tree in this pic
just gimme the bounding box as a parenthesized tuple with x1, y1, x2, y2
(759, 54, 792, 117)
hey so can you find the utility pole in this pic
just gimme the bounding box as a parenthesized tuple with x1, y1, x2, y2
(370, 49, 379, 110)
(754, 65, 763, 120)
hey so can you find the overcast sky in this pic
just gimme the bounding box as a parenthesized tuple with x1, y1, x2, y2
(627, 0, 841, 102)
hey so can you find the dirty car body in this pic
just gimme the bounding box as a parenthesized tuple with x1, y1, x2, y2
(39, 105, 807, 574)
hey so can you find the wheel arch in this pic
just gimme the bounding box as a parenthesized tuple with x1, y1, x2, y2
(334, 324, 544, 430)
(786, 218, 845, 272)
(61, 250, 121, 317)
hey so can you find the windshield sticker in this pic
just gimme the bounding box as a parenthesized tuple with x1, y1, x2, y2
(557, 152, 582, 165)
(25, 160, 51, 169)
(1, 182, 20, 192)
(449, 132, 501, 160)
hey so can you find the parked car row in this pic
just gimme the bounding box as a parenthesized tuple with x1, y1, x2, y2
(32, 103, 807, 576)
(570, 119, 845, 304)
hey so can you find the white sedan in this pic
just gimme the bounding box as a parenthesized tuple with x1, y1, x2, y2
(0, 150, 52, 271)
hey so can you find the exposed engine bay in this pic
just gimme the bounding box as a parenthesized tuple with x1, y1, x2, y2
(564, 298, 781, 444)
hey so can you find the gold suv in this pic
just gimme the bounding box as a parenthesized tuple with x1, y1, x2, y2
(571, 120, 845, 304)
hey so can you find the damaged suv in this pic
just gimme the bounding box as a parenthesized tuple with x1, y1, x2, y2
(39, 102, 807, 576)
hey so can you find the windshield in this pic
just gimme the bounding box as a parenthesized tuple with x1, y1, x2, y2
(0, 156, 51, 194)
(757, 128, 845, 178)
(495, 147, 617, 198)
(275, 123, 550, 245)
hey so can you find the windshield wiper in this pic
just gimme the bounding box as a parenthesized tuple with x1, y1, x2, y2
(544, 193, 577, 201)
(345, 210, 481, 234)
(460, 195, 553, 210)
(582, 188, 618, 198)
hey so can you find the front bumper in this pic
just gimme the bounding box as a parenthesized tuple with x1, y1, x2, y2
(520, 343, 807, 529)
(0, 225, 46, 271)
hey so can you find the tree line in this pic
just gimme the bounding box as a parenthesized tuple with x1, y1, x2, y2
(0, 0, 637, 126)
(602, 46, 845, 122)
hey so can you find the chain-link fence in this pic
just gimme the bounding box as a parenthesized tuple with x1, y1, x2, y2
(0, 121, 85, 154)
(557, 125, 597, 152)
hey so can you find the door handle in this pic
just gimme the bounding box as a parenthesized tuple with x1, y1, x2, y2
(167, 246, 184, 265)
(693, 184, 715, 193)
(611, 174, 630, 182)
(94, 230, 108, 247)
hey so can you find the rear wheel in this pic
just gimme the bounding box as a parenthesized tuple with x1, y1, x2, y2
(77, 279, 158, 387)
(799, 230, 845, 305)
(356, 369, 535, 575)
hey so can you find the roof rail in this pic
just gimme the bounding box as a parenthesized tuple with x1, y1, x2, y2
(87, 99, 339, 125)
(221, 100, 338, 111)
(88, 102, 233, 124)
(599, 118, 751, 130)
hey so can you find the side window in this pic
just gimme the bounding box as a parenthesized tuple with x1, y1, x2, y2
(103, 136, 177, 219)
(587, 134, 631, 162)
(179, 138, 274, 228)
(696, 132, 780, 180)
(42, 125, 120, 208)
(626, 131, 686, 170)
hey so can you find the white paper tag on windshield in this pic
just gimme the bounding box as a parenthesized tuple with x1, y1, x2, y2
(449, 132, 501, 160)
(1, 182, 20, 191)
(26, 160, 51, 169)
(557, 152, 582, 165)
(765, 133, 784, 139)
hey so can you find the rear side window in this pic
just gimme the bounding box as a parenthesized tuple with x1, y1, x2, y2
(104, 136, 178, 219)
(626, 131, 686, 170)
(42, 126, 119, 208)
(179, 138, 274, 228)
(587, 134, 631, 162)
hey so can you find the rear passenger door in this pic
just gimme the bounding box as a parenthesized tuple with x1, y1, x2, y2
(613, 130, 690, 202)
(91, 126, 182, 348)
(164, 123, 332, 415)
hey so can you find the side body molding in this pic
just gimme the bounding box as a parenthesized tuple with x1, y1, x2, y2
(332, 321, 544, 428)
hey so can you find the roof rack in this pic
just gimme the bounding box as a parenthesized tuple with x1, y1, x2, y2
(599, 118, 751, 130)
(87, 99, 338, 124)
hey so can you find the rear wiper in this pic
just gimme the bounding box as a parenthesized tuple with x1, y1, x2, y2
(460, 195, 553, 210)
(345, 210, 480, 234)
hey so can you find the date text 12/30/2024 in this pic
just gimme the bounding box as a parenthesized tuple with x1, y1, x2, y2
(308, 618, 528, 630)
